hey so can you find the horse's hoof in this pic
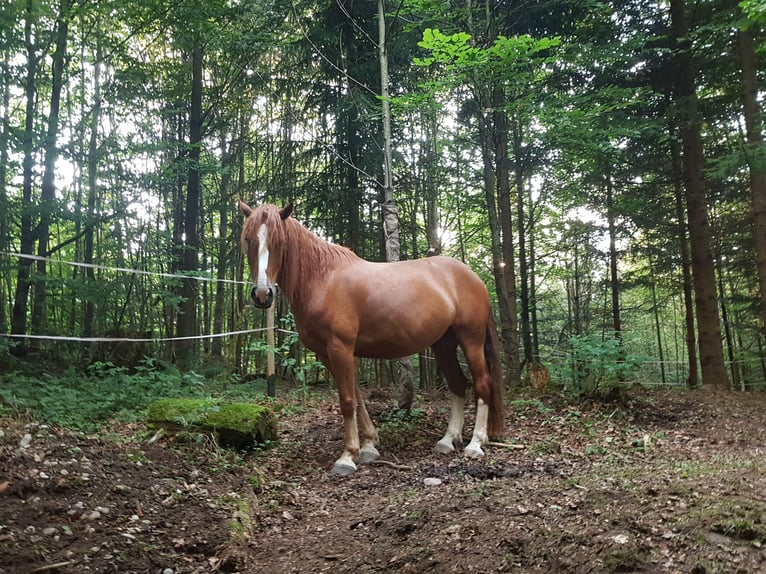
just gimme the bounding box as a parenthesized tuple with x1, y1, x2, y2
(464, 446, 484, 459)
(359, 446, 380, 465)
(332, 461, 357, 476)
(434, 441, 455, 455)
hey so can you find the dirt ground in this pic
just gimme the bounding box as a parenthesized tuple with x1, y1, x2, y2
(2, 386, 766, 574)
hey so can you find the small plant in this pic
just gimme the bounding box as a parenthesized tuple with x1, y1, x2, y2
(510, 398, 553, 415)
(532, 438, 561, 455)
(555, 335, 643, 398)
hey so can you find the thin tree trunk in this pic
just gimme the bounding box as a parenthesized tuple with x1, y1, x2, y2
(669, 0, 730, 390)
(735, 11, 766, 337)
(605, 169, 622, 348)
(512, 117, 533, 368)
(491, 88, 520, 387)
(423, 110, 442, 256)
(0, 34, 11, 332)
(529, 189, 540, 360)
(716, 255, 739, 389)
(176, 40, 203, 367)
(212, 133, 235, 358)
(377, 0, 415, 409)
(30, 0, 70, 339)
(670, 123, 699, 388)
(478, 114, 515, 378)
(83, 20, 101, 340)
(11, 0, 39, 345)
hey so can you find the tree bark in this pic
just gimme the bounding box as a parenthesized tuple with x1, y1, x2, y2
(11, 0, 39, 345)
(83, 19, 101, 340)
(212, 133, 234, 358)
(669, 125, 699, 388)
(176, 39, 203, 367)
(512, 116, 533, 368)
(735, 11, 766, 337)
(377, 0, 415, 409)
(493, 89, 520, 387)
(30, 0, 71, 338)
(669, 0, 730, 389)
(0, 30, 11, 332)
(605, 169, 622, 339)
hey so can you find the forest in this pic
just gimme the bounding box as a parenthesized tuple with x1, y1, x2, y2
(1, 0, 766, 404)
(5, 2, 766, 572)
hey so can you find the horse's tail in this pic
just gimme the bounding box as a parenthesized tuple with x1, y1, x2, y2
(484, 314, 505, 438)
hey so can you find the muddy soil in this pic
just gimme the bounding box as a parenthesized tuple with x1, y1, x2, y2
(2, 387, 766, 573)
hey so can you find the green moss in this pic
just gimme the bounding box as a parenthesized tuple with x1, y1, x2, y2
(147, 398, 277, 449)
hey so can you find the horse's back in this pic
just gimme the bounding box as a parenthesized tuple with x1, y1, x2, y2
(314, 255, 490, 358)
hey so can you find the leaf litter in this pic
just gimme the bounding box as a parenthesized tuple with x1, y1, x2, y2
(1, 387, 766, 573)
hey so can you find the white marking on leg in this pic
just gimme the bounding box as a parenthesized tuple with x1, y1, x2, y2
(332, 452, 357, 476)
(333, 410, 359, 475)
(359, 439, 380, 464)
(356, 384, 379, 464)
(435, 393, 465, 454)
(464, 398, 488, 458)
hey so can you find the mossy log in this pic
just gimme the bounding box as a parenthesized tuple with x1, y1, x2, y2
(147, 398, 278, 449)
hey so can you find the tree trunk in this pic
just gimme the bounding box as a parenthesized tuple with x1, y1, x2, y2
(735, 12, 766, 337)
(716, 253, 739, 389)
(83, 20, 102, 340)
(512, 117, 533, 368)
(605, 169, 622, 339)
(528, 186, 540, 360)
(176, 40, 203, 367)
(669, 0, 730, 390)
(30, 0, 71, 338)
(212, 133, 234, 358)
(670, 124, 699, 388)
(423, 110, 442, 256)
(377, 0, 415, 409)
(0, 33, 11, 332)
(493, 93, 520, 387)
(648, 250, 667, 385)
(10, 0, 39, 345)
(478, 110, 517, 384)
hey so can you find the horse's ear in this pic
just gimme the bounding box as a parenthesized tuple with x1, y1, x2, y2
(239, 200, 253, 217)
(280, 203, 294, 220)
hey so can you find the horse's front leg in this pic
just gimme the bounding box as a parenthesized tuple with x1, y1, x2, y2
(355, 381, 380, 465)
(322, 344, 377, 476)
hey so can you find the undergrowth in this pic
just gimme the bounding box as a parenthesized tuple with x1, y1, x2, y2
(0, 358, 270, 431)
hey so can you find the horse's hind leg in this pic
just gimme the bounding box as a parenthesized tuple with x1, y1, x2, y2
(432, 332, 469, 455)
(461, 340, 493, 458)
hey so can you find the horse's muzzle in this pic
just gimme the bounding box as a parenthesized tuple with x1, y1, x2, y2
(251, 286, 274, 309)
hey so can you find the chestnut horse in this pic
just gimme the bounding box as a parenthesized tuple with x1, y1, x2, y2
(240, 202, 504, 475)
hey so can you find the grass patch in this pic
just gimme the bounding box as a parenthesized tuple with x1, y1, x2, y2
(679, 496, 766, 545)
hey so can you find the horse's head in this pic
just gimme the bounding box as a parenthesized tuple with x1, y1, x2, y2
(239, 201, 293, 309)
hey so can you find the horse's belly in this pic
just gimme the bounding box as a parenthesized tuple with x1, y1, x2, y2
(353, 319, 448, 359)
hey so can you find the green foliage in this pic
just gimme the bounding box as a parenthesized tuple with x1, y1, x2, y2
(378, 406, 427, 449)
(249, 313, 323, 387)
(415, 28, 560, 69)
(552, 335, 643, 398)
(740, 0, 766, 23)
(0, 359, 207, 430)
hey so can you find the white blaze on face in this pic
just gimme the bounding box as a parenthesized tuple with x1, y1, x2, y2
(257, 223, 270, 288)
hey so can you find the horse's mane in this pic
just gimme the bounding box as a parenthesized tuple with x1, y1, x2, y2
(247, 204, 359, 309)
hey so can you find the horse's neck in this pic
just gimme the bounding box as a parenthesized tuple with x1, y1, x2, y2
(279, 221, 356, 312)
